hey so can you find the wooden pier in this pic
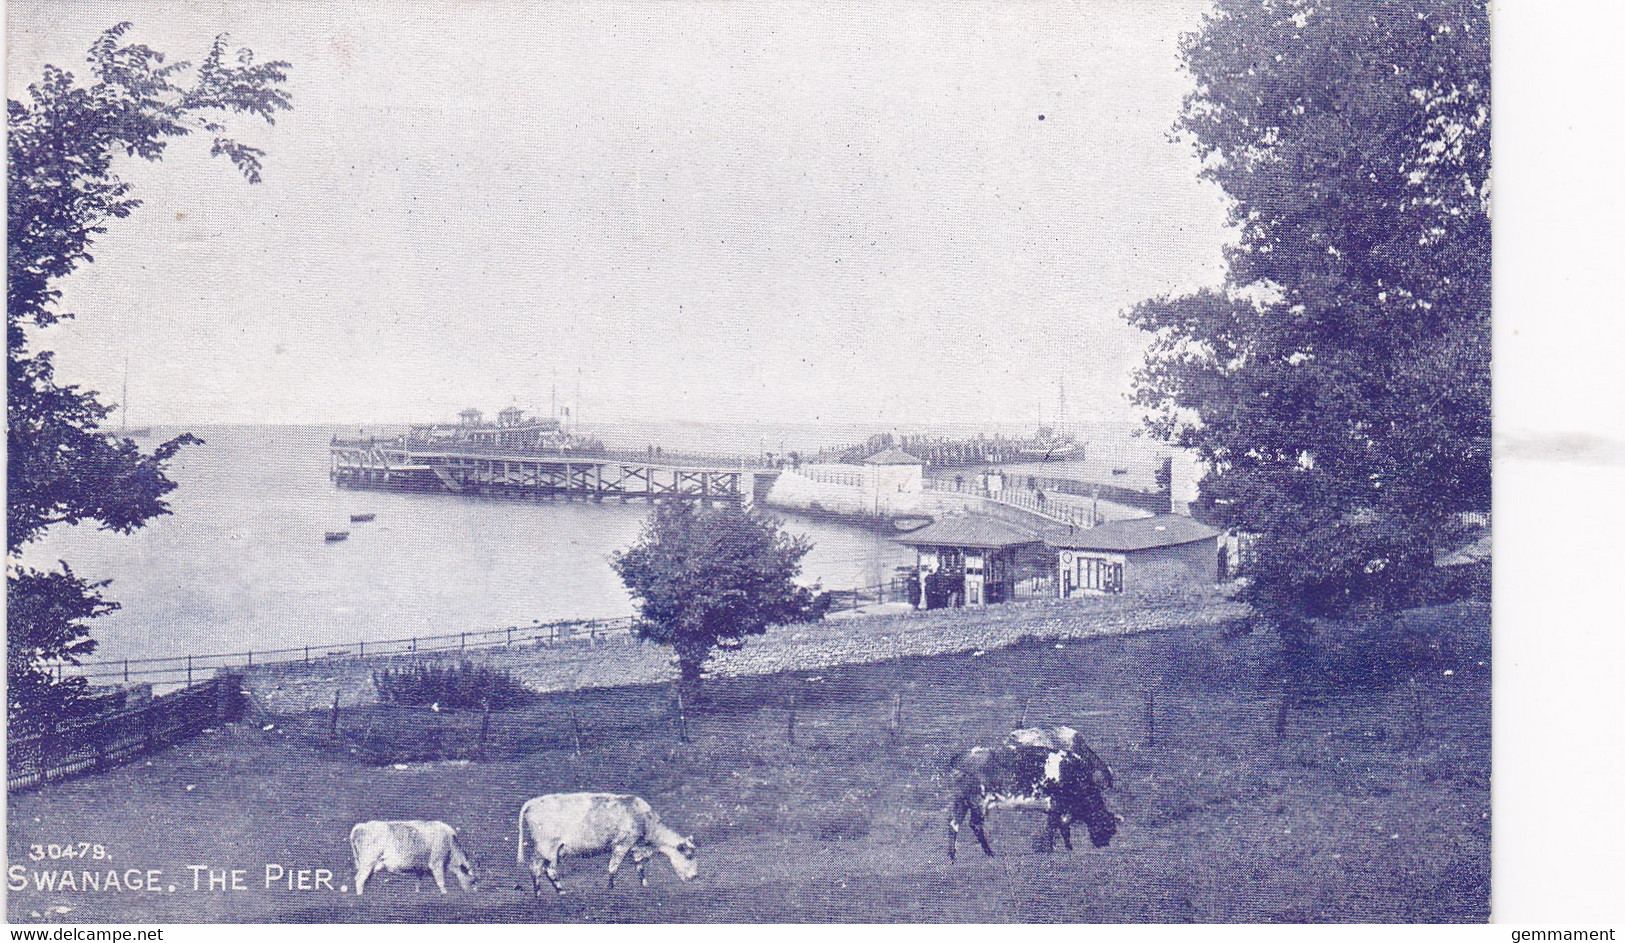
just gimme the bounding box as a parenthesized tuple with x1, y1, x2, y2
(329, 438, 780, 506)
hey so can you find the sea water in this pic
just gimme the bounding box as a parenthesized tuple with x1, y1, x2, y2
(17, 425, 921, 662)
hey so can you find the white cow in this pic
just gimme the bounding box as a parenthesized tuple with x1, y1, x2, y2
(349, 820, 476, 895)
(517, 793, 697, 896)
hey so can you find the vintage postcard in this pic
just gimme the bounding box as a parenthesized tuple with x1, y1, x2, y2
(7, 0, 1492, 925)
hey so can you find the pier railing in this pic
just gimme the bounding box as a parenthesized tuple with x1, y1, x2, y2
(922, 479, 1098, 528)
(792, 464, 869, 489)
(330, 437, 774, 472)
(47, 617, 636, 687)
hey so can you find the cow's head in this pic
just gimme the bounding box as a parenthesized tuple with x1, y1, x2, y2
(661, 835, 699, 882)
(1079, 799, 1119, 848)
(450, 836, 478, 891)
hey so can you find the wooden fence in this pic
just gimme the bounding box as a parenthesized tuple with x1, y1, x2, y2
(7, 674, 245, 794)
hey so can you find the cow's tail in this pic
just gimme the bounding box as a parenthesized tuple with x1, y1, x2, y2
(516, 807, 530, 866)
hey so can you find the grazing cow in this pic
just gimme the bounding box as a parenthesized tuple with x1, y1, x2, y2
(1007, 725, 1115, 790)
(517, 793, 697, 896)
(349, 820, 476, 895)
(946, 744, 1117, 861)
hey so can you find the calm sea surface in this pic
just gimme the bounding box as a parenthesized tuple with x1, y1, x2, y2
(19, 425, 921, 662)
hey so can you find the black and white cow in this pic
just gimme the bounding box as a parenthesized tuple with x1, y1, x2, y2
(1007, 725, 1115, 790)
(946, 744, 1117, 860)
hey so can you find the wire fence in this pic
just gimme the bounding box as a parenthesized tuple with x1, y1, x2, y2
(45, 617, 637, 687)
(819, 578, 917, 613)
(46, 578, 927, 686)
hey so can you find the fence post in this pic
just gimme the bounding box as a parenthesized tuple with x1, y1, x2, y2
(305, 646, 310, 664)
(217, 674, 243, 724)
(507, 628, 513, 648)
(38, 729, 53, 785)
(411, 638, 417, 653)
(124, 659, 130, 683)
(1410, 677, 1427, 744)
(674, 685, 691, 744)
(329, 692, 341, 740)
(247, 650, 253, 668)
(187, 655, 193, 685)
(360, 640, 365, 658)
(461, 632, 467, 651)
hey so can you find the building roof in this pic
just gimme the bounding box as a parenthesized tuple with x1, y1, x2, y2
(863, 447, 923, 465)
(1045, 514, 1219, 552)
(894, 514, 1042, 549)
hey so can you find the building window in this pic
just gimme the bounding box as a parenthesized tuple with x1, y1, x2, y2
(1078, 557, 1123, 595)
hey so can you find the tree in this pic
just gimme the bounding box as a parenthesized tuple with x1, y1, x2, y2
(611, 501, 823, 700)
(7, 23, 291, 724)
(1126, 1, 1489, 643)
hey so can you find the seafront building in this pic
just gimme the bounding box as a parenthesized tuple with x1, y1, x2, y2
(1045, 515, 1221, 597)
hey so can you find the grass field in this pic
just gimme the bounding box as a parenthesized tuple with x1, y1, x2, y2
(6, 601, 1489, 923)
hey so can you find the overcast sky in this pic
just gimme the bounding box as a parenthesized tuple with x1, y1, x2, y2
(8, 0, 1230, 427)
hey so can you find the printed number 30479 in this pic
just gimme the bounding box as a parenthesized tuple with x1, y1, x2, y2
(29, 843, 108, 861)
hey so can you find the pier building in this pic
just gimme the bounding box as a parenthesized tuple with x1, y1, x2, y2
(895, 516, 1046, 609)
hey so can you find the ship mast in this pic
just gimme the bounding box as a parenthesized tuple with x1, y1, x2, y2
(1057, 377, 1068, 437)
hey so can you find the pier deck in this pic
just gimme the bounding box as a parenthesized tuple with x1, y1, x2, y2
(329, 439, 780, 505)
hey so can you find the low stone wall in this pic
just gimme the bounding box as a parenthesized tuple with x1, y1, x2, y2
(242, 587, 1251, 715)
